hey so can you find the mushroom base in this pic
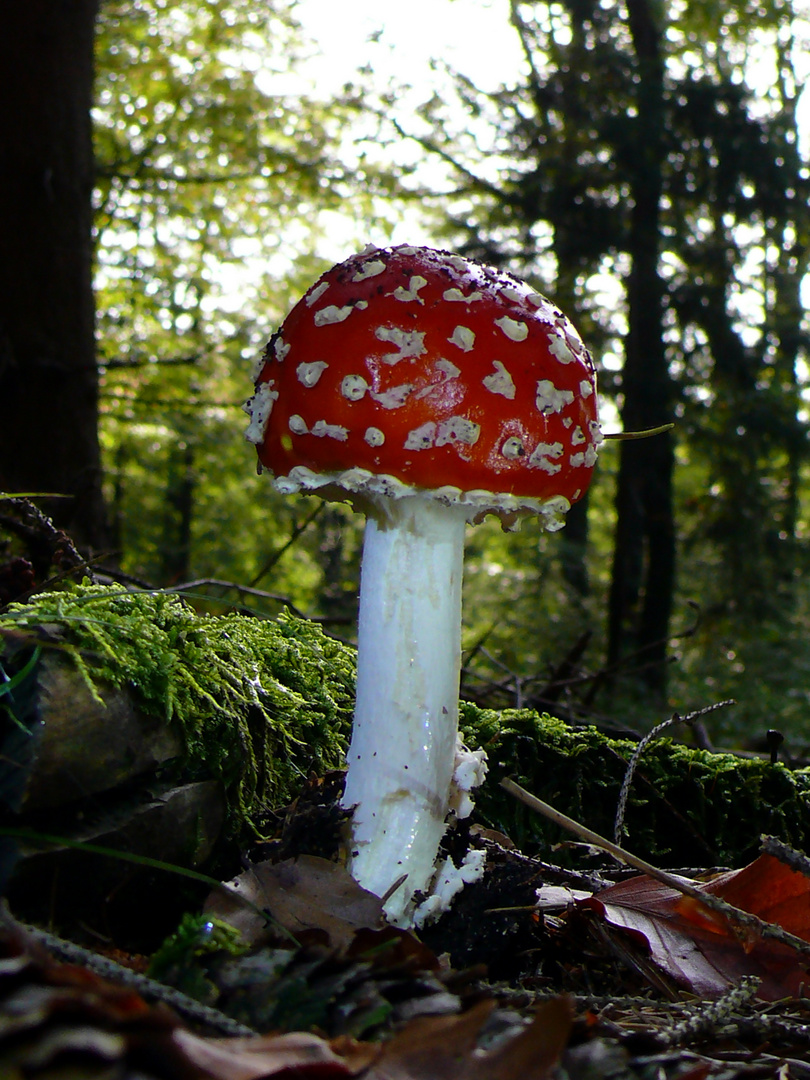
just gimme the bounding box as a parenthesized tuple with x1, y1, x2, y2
(341, 495, 468, 925)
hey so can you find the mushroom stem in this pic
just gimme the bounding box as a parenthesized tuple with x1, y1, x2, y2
(342, 495, 468, 924)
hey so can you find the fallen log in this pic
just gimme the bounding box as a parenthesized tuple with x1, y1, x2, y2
(1, 582, 809, 947)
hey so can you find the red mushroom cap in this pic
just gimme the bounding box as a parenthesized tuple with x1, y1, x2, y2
(245, 245, 601, 524)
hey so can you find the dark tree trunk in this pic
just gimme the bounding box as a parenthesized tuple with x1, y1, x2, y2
(606, 0, 675, 697)
(560, 495, 590, 597)
(160, 439, 195, 585)
(0, 0, 109, 551)
(552, 238, 592, 599)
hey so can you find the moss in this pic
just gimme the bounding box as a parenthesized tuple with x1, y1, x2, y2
(459, 703, 810, 866)
(0, 583, 355, 828)
(147, 912, 248, 1004)
(3, 583, 809, 867)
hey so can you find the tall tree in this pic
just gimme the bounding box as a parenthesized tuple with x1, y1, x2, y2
(606, 0, 675, 694)
(665, 5, 810, 615)
(0, 0, 109, 550)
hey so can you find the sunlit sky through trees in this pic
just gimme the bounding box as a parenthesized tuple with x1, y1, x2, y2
(292, 0, 810, 382)
(259, 0, 810, 326)
(247, 0, 810, 415)
(291, 0, 810, 211)
(294, 0, 523, 97)
(266, 0, 527, 252)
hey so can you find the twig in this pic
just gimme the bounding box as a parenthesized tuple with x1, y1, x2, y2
(613, 700, 736, 844)
(602, 423, 675, 441)
(249, 502, 324, 589)
(760, 835, 810, 878)
(500, 777, 810, 960)
(159, 579, 310, 619)
(659, 976, 761, 1047)
(6, 915, 256, 1038)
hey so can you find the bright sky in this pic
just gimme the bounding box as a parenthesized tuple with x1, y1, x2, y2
(294, 0, 522, 96)
(288, 0, 810, 322)
(280, 0, 525, 254)
(292, 0, 809, 157)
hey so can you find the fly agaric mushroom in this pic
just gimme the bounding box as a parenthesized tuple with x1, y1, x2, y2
(244, 244, 601, 925)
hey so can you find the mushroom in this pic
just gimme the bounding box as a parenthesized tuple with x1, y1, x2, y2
(244, 244, 601, 925)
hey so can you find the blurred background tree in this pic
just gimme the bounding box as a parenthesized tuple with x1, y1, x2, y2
(366, 0, 810, 730)
(1, 0, 808, 746)
(92, 0, 390, 602)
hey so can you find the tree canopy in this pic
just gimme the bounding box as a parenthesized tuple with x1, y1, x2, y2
(93, 0, 386, 592)
(2, 0, 809, 746)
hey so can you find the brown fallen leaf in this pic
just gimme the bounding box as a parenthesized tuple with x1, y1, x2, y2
(206, 856, 385, 951)
(171, 1028, 372, 1079)
(578, 853, 810, 999)
(363, 996, 573, 1080)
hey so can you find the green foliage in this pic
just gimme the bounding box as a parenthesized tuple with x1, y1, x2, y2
(148, 911, 248, 1005)
(150, 911, 248, 970)
(92, 0, 392, 590)
(0, 583, 356, 824)
(94, 0, 369, 356)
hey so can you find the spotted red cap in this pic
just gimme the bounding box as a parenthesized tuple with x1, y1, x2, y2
(244, 245, 601, 527)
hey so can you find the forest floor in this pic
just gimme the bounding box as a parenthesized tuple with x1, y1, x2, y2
(4, 769, 810, 1079)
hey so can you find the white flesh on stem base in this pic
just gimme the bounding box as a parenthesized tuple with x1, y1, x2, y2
(342, 495, 468, 925)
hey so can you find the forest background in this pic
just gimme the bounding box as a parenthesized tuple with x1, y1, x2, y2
(1, 0, 808, 748)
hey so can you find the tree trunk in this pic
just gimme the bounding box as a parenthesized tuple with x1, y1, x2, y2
(0, 0, 109, 552)
(160, 438, 195, 584)
(606, 0, 675, 698)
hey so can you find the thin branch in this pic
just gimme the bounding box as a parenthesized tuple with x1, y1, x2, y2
(249, 503, 324, 589)
(501, 777, 810, 959)
(613, 700, 736, 844)
(100, 355, 200, 370)
(387, 114, 505, 201)
(158, 579, 310, 619)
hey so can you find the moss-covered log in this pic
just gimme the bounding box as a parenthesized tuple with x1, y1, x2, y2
(460, 705, 810, 867)
(1, 582, 809, 871)
(0, 583, 356, 829)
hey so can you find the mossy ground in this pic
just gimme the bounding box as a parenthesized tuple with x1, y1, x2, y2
(1, 582, 807, 865)
(460, 704, 810, 866)
(0, 583, 355, 828)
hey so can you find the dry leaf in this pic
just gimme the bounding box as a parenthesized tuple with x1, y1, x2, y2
(364, 996, 572, 1080)
(583, 853, 810, 999)
(695, 853, 810, 940)
(206, 856, 385, 951)
(171, 1028, 367, 1079)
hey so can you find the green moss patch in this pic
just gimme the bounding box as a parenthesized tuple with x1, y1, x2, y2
(3, 584, 809, 866)
(0, 583, 356, 827)
(460, 704, 810, 866)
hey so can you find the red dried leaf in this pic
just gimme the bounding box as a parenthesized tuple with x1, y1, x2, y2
(586, 853, 810, 999)
(695, 854, 810, 940)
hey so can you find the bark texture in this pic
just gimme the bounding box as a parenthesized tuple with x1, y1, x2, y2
(0, 0, 109, 550)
